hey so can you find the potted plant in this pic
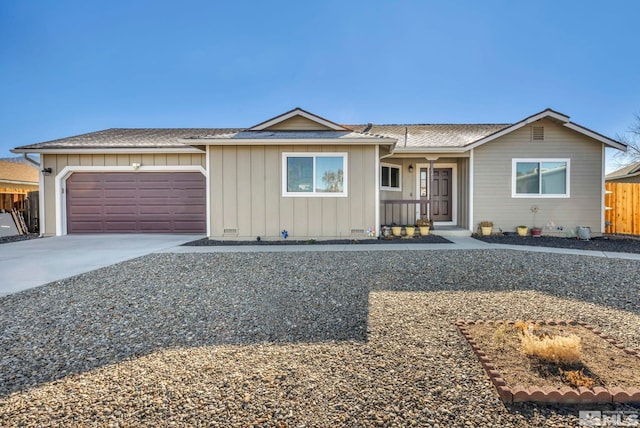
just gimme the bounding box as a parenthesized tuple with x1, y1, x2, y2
(404, 225, 416, 237)
(517, 225, 528, 236)
(479, 220, 493, 236)
(530, 206, 542, 237)
(416, 216, 432, 236)
(392, 225, 403, 237)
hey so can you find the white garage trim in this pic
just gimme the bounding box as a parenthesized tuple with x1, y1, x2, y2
(55, 165, 208, 236)
(205, 145, 211, 237)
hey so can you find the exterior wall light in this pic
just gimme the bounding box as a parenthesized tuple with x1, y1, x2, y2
(408, 165, 414, 173)
(131, 162, 142, 170)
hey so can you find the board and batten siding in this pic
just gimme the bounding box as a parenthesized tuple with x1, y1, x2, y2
(209, 145, 377, 239)
(263, 116, 334, 131)
(41, 153, 205, 235)
(472, 119, 604, 234)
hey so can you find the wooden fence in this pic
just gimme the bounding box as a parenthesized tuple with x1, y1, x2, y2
(605, 183, 640, 235)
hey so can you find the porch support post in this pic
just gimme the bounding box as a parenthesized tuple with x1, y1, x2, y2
(374, 144, 380, 236)
(429, 159, 434, 219)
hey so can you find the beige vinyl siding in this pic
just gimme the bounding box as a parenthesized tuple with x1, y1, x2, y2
(41, 153, 205, 236)
(473, 119, 604, 234)
(265, 116, 334, 131)
(209, 145, 377, 239)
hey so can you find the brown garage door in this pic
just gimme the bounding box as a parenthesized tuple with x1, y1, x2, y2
(66, 172, 206, 233)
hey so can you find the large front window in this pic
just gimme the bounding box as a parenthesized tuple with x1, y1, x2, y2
(512, 159, 569, 197)
(283, 153, 347, 197)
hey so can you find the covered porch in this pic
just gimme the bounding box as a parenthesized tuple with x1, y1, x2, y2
(378, 155, 471, 234)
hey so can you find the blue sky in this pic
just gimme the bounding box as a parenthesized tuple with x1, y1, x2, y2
(1, 1, 638, 170)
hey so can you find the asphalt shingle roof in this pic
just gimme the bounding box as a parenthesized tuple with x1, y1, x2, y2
(184, 130, 386, 140)
(15, 128, 241, 150)
(15, 124, 512, 151)
(0, 161, 39, 184)
(349, 124, 511, 150)
(606, 161, 640, 179)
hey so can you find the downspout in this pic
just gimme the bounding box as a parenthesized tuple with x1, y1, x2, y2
(22, 153, 40, 167)
(469, 149, 474, 232)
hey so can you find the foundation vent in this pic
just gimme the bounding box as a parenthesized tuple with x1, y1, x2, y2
(223, 228, 238, 234)
(531, 126, 545, 141)
(350, 229, 365, 235)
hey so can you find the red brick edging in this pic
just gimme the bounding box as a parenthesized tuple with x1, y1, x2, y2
(456, 319, 640, 404)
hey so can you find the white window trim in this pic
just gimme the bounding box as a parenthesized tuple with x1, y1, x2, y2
(511, 158, 570, 198)
(380, 163, 402, 191)
(281, 152, 348, 197)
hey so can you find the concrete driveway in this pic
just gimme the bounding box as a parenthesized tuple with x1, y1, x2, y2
(0, 234, 202, 296)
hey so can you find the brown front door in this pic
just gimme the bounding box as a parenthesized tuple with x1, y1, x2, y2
(431, 168, 452, 222)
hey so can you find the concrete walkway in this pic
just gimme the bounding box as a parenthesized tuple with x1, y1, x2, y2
(0, 234, 202, 297)
(2, 235, 639, 297)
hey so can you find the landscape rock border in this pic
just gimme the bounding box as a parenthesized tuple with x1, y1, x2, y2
(456, 319, 640, 404)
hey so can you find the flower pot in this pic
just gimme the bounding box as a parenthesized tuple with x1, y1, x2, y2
(531, 227, 542, 237)
(391, 226, 403, 237)
(419, 226, 430, 236)
(405, 226, 416, 237)
(517, 227, 528, 237)
(481, 226, 492, 236)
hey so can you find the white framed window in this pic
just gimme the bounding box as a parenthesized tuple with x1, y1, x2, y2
(282, 152, 348, 197)
(512, 159, 570, 198)
(380, 163, 401, 191)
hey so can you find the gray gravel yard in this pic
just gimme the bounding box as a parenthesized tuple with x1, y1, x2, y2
(1, 249, 640, 427)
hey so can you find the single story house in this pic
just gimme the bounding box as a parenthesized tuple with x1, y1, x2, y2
(12, 108, 626, 239)
(606, 161, 640, 183)
(0, 160, 39, 212)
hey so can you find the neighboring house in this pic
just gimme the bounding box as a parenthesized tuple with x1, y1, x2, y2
(606, 161, 640, 183)
(0, 160, 39, 211)
(12, 108, 626, 238)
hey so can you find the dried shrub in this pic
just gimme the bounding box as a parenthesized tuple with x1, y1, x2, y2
(514, 321, 539, 335)
(521, 333, 582, 364)
(560, 368, 595, 389)
(493, 324, 508, 349)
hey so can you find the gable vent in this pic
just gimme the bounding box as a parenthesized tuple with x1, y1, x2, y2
(531, 126, 545, 141)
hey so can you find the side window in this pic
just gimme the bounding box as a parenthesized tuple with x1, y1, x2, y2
(513, 159, 569, 197)
(381, 164, 401, 191)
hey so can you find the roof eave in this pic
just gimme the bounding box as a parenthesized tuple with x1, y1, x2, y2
(249, 108, 348, 131)
(177, 137, 396, 145)
(464, 109, 626, 151)
(563, 123, 627, 151)
(391, 146, 469, 154)
(0, 179, 39, 186)
(606, 171, 640, 181)
(11, 147, 205, 154)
